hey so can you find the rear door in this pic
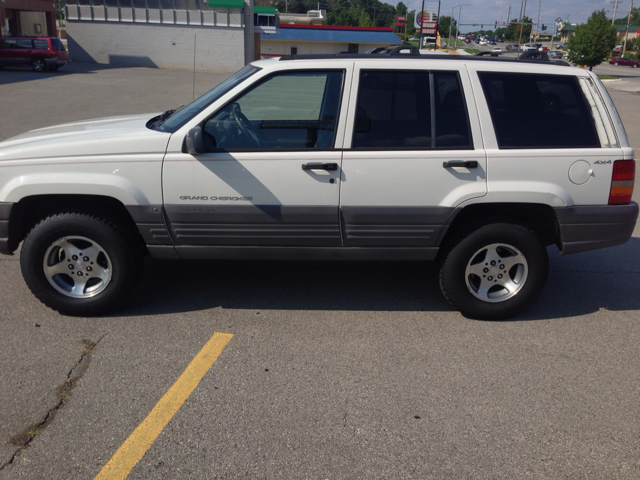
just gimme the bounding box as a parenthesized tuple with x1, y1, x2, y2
(15, 39, 34, 65)
(339, 61, 487, 247)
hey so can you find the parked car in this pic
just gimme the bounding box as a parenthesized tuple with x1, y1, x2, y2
(0, 37, 69, 72)
(409, 37, 420, 41)
(521, 45, 537, 52)
(491, 47, 502, 53)
(0, 53, 636, 320)
(548, 50, 564, 59)
(609, 57, 640, 67)
(489, 39, 496, 45)
(498, 38, 504, 43)
(539, 46, 549, 52)
(556, 42, 567, 49)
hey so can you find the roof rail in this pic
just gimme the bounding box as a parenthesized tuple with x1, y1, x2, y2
(278, 52, 570, 66)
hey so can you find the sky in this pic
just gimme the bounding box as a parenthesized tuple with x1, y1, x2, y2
(403, 0, 627, 33)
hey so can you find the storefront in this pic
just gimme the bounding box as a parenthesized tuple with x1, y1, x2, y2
(0, 0, 56, 38)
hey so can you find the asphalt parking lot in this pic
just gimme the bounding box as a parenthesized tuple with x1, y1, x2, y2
(0, 62, 639, 479)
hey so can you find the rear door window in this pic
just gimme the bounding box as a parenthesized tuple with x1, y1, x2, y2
(478, 72, 600, 149)
(352, 69, 472, 149)
(33, 39, 49, 50)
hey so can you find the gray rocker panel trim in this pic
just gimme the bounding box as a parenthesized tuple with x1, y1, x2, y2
(164, 204, 341, 247)
(162, 246, 439, 261)
(341, 206, 455, 247)
(0, 202, 13, 255)
(126, 205, 173, 246)
(555, 202, 638, 255)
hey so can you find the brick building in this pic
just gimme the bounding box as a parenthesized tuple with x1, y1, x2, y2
(0, 0, 56, 38)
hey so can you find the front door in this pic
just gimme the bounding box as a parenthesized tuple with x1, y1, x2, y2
(339, 63, 487, 247)
(163, 68, 350, 248)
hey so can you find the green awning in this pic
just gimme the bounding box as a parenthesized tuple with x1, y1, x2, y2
(254, 6, 277, 14)
(208, 0, 244, 8)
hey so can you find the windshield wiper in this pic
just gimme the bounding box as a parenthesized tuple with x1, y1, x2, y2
(155, 105, 186, 128)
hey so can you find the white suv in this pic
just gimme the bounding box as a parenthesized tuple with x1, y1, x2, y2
(0, 54, 636, 319)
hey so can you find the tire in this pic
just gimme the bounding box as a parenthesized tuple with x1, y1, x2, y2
(614, 62, 619, 66)
(439, 223, 548, 320)
(633, 64, 638, 68)
(20, 213, 143, 316)
(31, 57, 46, 72)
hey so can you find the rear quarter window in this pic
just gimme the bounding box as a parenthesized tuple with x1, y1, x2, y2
(478, 72, 600, 149)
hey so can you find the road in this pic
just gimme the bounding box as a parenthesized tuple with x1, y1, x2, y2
(0, 62, 639, 479)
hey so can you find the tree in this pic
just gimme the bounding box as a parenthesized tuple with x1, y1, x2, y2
(359, 9, 372, 26)
(54, 0, 66, 21)
(438, 15, 452, 38)
(567, 9, 617, 70)
(513, 16, 532, 42)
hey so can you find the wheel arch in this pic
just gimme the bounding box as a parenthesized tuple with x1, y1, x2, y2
(438, 202, 559, 253)
(7, 194, 148, 254)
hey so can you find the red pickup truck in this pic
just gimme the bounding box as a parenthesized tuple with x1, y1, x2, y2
(0, 37, 69, 72)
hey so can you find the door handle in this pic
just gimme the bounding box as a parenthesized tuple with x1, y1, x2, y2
(302, 163, 338, 171)
(443, 160, 478, 169)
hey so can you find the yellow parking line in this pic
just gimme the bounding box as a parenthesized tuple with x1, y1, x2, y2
(94, 332, 234, 480)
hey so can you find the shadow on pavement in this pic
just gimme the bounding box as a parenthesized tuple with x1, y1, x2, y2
(119, 237, 640, 321)
(0, 62, 154, 86)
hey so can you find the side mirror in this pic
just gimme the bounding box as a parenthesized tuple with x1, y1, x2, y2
(185, 126, 205, 155)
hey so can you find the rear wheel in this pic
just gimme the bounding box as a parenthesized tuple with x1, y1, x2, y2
(634, 64, 638, 68)
(439, 223, 548, 320)
(31, 57, 46, 72)
(614, 62, 619, 66)
(20, 213, 143, 316)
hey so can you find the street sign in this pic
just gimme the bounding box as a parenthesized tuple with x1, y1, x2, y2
(396, 16, 406, 21)
(414, 11, 436, 30)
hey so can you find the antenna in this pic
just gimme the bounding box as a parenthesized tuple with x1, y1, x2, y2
(192, 34, 197, 100)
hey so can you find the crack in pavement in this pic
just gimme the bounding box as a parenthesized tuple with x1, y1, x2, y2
(0, 334, 107, 471)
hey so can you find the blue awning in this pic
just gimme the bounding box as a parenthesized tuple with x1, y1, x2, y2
(262, 27, 402, 44)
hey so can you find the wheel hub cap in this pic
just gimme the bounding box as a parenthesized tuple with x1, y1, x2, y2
(43, 236, 112, 298)
(464, 243, 528, 303)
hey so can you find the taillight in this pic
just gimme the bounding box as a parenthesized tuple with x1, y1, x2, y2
(608, 160, 635, 205)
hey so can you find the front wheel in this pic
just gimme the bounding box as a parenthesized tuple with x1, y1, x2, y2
(614, 62, 619, 66)
(439, 223, 548, 320)
(633, 64, 638, 68)
(21, 213, 143, 316)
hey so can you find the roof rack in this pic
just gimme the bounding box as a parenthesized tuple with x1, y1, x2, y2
(279, 52, 570, 66)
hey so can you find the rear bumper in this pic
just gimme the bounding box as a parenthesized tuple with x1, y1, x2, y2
(45, 58, 69, 67)
(0, 203, 13, 255)
(555, 202, 639, 255)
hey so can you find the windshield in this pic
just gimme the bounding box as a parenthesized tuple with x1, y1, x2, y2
(152, 65, 260, 133)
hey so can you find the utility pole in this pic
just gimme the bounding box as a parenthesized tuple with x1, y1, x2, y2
(507, 5, 511, 27)
(622, 0, 633, 57)
(435, 0, 440, 50)
(532, 0, 540, 43)
(419, 0, 425, 50)
(518, 0, 527, 50)
(611, 0, 619, 25)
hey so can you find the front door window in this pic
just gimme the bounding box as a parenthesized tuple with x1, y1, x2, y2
(203, 70, 344, 151)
